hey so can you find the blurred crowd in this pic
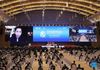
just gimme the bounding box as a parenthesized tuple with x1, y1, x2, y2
(0, 47, 100, 70)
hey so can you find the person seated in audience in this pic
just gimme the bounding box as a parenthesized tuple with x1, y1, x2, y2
(49, 61, 53, 67)
(39, 49, 43, 56)
(34, 49, 38, 59)
(0, 58, 7, 70)
(55, 55, 60, 63)
(85, 55, 90, 63)
(62, 64, 69, 70)
(74, 50, 78, 56)
(96, 54, 100, 69)
(49, 61, 55, 70)
(51, 54, 55, 60)
(71, 61, 77, 70)
(46, 55, 51, 64)
(77, 64, 84, 70)
(89, 56, 97, 70)
(59, 53, 64, 58)
(70, 50, 73, 55)
(15, 62, 22, 70)
(97, 55, 100, 64)
(79, 53, 83, 60)
(47, 42, 51, 46)
(11, 66, 16, 70)
(38, 65, 43, 70)
(51, 64, 55, 70)
(25, 62, 33, 70)
(38, 57, 43, 66)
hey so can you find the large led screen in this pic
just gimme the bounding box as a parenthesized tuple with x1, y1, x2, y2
(69, 26, 97, 42)
(5, 26, 33, 46)
(5, 26, 97, 47)
(33, 26, 70, 42)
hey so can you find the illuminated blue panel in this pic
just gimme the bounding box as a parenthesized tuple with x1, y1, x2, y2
(33, 26, 70, 42)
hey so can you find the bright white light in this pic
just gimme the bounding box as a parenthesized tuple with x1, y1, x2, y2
(0, 0, 3, 1)
(5, 26, 16, 29)
(78, 29, 87, 33)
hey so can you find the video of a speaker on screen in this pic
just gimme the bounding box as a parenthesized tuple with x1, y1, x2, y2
(10, 26, 27, 47)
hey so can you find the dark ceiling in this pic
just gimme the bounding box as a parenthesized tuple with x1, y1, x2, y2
(6, 10, 91, 26)
(0, 0, 99, 25)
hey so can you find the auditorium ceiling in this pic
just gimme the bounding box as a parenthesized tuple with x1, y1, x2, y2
(0, 0, 100, 25)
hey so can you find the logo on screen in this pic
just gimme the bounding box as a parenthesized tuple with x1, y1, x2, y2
(40, 31, 46, 38)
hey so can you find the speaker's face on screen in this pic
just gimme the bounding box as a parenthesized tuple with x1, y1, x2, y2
(15, 28, 22, 38)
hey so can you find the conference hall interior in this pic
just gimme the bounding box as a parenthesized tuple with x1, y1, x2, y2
(0, 0, 100, 70)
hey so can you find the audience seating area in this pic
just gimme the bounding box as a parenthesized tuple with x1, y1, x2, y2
(0, 47, 100, 70)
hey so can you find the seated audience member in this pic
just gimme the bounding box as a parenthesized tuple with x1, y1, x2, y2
(15, 62, 22, 70)
(77, 64, 84, 70)
(89, 57, 97, 70)
(25, 63, 33, 70)
(51, 64, 55, 70)
(71, 61, 77, 70)
(85, 55, 90, 63)
(49, 61, 53, 67)
(38, 65, 43, 70)
(49, 61, 55, 70)
(97, 55, 100, 64)
(62, 64, 69, 70)
(38, 57, 43, 66)
(34, 49, 38, 58)
(11, 66, 16, 70)
(97, 55, 100, 69)
(59, 53, 64, 58)
(79, 53, 83, 60)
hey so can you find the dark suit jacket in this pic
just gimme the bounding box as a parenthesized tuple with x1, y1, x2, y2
(10, 34, 27, 47)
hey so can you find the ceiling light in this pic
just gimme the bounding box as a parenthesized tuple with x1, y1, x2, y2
(0, 0, 3, 1)
(65, 2, 68, 7)
(60, 11, 63, 14)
